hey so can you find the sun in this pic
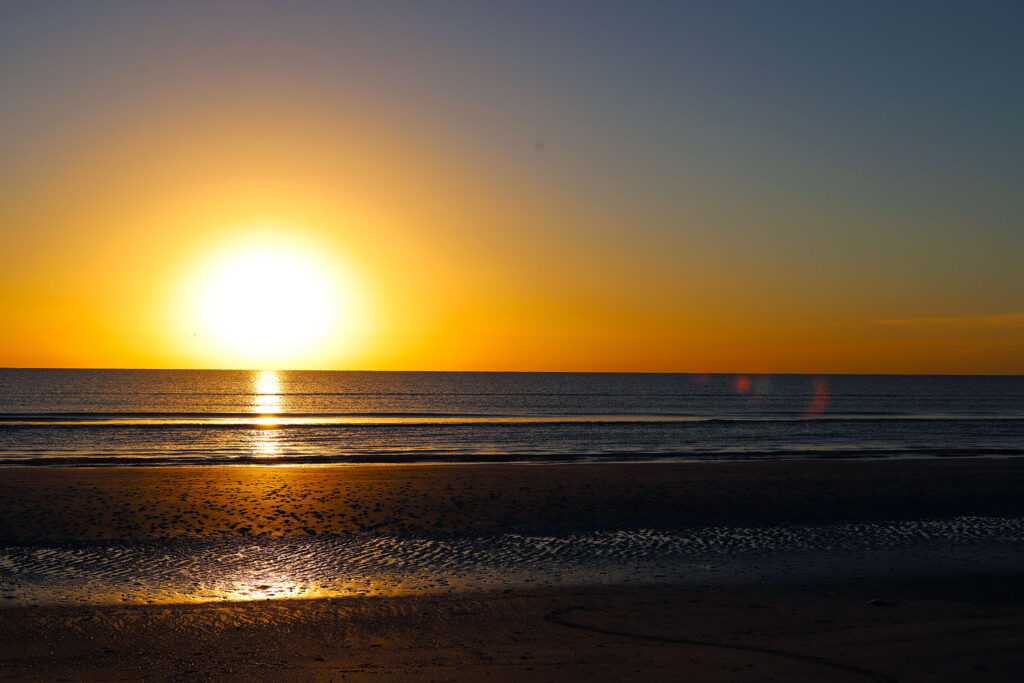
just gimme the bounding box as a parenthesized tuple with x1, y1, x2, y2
(184, 235, 358, 366)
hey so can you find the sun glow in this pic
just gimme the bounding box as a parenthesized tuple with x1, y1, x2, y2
(176, 233, 365, 368)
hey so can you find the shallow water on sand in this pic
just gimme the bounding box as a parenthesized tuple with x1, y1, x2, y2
(3, 516, 1023, 606)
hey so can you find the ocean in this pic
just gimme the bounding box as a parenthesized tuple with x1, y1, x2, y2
(2, 369, 1022, 466)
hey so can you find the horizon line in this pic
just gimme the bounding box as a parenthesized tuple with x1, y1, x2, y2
(2, 366, 1024, 377)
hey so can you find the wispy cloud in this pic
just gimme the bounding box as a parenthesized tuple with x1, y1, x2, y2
(944, 340, 1024, 358)
(874, 313, 1024, 328)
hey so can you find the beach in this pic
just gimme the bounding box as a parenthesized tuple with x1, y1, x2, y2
(5, 0, 1024, 675)
(3, 459, 1024, 541)
(4, 578, 1024, 681)
(2, 459, 1024, 680)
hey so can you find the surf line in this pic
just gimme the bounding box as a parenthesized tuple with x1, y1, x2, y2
(543, 606, 897, 683)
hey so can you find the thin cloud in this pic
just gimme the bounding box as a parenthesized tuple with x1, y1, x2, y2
(945, 340, 1024, 358)
(875, 313, 1024, 328)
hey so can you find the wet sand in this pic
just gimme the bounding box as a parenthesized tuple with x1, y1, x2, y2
(2, 458, 1024, 541)
(2, 459, 1024, 680)
(3, 579, 1024, 681)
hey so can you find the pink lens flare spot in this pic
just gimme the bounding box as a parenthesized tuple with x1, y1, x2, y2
(733, 375, 751, 394)
(807, 377, 831, 417)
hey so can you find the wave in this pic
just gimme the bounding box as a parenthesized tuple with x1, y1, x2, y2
(3, 411, 1023, 428)
(4, 446, 1024, 467)
(0, 411, 500, 421)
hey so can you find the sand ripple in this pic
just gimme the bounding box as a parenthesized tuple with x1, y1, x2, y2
(3, 516, 1024, 606)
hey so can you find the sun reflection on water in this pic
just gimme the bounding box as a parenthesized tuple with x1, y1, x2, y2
(217, 575, 311, 601)
(251, 371, 283, 456)
(251, 428, 282, 457)
(252, 370, 282, 413)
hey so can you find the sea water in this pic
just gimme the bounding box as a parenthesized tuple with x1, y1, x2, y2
(1, 369, 1022, 465)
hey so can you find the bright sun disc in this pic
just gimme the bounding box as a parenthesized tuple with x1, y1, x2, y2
(195, 244, 341, 361)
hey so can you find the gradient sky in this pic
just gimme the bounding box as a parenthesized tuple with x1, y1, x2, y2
(2, 1, 1023, 372)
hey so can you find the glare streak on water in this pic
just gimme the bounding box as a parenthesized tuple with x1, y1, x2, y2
(2, 516, 1024, 606)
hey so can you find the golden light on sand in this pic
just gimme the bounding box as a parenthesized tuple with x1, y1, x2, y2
(174, 231, 366, 369)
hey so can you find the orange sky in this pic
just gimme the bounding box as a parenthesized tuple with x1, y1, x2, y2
(2, 3, 1023, 373)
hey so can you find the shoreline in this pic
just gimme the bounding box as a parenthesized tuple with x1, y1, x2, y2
(2, 452, 1023, 467)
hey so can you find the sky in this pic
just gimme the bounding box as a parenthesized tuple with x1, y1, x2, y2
(2, 0, 1023, 373)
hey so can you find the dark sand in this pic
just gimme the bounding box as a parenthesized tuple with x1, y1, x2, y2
(2, 459, 1024, 541)
(2, 459, 1024, 680)
(3, 579, 1024, 681)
